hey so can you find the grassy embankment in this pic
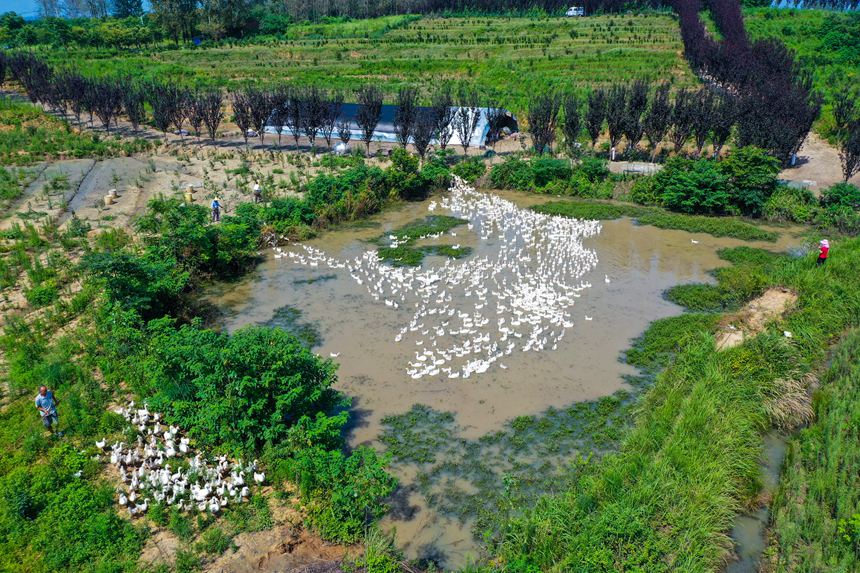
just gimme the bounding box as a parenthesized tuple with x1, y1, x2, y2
(532, 199, 779, 241)
(490, 205, 860, 569)
(46, 13, 693, 110)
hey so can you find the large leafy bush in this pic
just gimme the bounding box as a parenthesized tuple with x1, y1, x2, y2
(132, 320, 341, 454)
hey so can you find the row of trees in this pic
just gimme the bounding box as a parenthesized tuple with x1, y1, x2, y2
(3, 51, 502, 158)
(675, 0, 820, 166)
(526, 80, 736, 160)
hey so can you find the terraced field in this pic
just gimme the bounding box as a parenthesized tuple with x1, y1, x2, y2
(53, 13, 694, 112)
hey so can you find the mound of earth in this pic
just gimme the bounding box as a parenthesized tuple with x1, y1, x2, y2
(716, 287, 798, 350)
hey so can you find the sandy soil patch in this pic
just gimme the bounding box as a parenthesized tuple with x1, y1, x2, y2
(716, 287, 798, 350)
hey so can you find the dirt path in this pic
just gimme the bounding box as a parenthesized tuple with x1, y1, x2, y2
(138, 497, 353, 573)
(779, 133, 860, 192)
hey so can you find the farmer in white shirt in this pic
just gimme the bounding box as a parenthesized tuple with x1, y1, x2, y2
(35, 385, 61, 436)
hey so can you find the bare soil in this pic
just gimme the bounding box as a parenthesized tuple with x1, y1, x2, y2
(716, 288, 798, 350)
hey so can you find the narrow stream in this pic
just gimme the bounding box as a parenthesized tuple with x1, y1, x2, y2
(726, 432, 788, 573)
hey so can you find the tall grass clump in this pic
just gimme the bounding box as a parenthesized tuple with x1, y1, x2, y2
(765, 328, 860, 571)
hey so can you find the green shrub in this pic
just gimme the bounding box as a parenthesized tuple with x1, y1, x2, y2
(763, 186, 817, 223)
(628, 174, 662, 206)
(530, 157, 572, 188)
(820, 182, 860, 209)
(451, 156, 487, 183)
(576, 156, 610, 183)
(285, 446, 396, 543)
(720, 146, 781, 217)
(25, 281, 59, 308)
(81, 250, 188, 319)
(490, 157, 534, 190)
(197, 527, 233, 555)
(119, 321, 342, 455)
(656, 158, 732, 215)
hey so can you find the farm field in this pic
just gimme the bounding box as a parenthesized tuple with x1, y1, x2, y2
(48, 13, 695, 110)
(2, 3, 860, 573)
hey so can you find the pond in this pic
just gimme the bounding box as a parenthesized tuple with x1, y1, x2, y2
(208, 185, 796, 567)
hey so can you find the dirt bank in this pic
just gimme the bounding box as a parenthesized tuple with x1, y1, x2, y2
(716, 287, 798, 350)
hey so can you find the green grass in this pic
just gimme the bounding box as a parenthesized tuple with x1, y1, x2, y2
(492, 236, 860, 571)
(533, 200, 780, 241)
(46, 14, 695, 112)
(374, 215, 471, 266)
(765, 328, 860, 572)
(0, 97, 151, 165)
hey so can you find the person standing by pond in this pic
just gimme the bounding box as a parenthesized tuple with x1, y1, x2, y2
(818, 239, 829, 266)
(35, 385, 61, 436)
(211, 197, 221, 223)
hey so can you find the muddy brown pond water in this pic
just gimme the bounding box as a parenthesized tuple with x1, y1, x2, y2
(207, 188, 797, 568)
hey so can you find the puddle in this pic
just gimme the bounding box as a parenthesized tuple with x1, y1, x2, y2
(208, 188, 796, 568)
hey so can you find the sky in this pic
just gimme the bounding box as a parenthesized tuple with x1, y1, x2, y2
(1, 0, 40, 18)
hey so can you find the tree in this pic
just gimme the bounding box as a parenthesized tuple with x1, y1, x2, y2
(670, 87, 696, 153)
(321, 91, 343, 149)
(299, 87, 325, 153)
(198, 91, 224, 141)
(560, 93, 582, 155)
(528, 90, 560, 155)
(337, 120, 351, 147)
(113, 0, 143, 17)
(268, 87, 289, 146)
(393, 87, 418, 148)
(92, 78, 123, 133)
(431, 86, 455, 150)
(120, 78, 146, 132)
(247, 88, 274, 145)
(690, 88, 716, 158)
(839, 120, 860, 183)
(171, 88, 192, 138)
(453, 87, 481, 154)
(356, 85, 383, 156)
(710, 94, 736, 158)
(188, 91, 205, 139)
(412, 108, 436, 161)
(585, 88, 606, 148)
(285, 88, 303, 150)
(485, 105, 507, 150)
(605, 83, 627, 153)
(643, 83, 672, 161)
(623, 79, 648, 153)
(831, 86, 857, 137)
(230, 89, 253, 145)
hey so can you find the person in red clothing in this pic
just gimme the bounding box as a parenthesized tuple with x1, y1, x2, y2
(817, 239, 830, 265)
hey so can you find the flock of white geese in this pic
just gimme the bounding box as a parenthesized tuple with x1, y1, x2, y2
(274, 177, 604, 380)
(96, 401, 264, 517)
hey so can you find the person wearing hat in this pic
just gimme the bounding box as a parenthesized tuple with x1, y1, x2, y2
(817, 239, 829, 265)
(211, 197, 221, 223)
